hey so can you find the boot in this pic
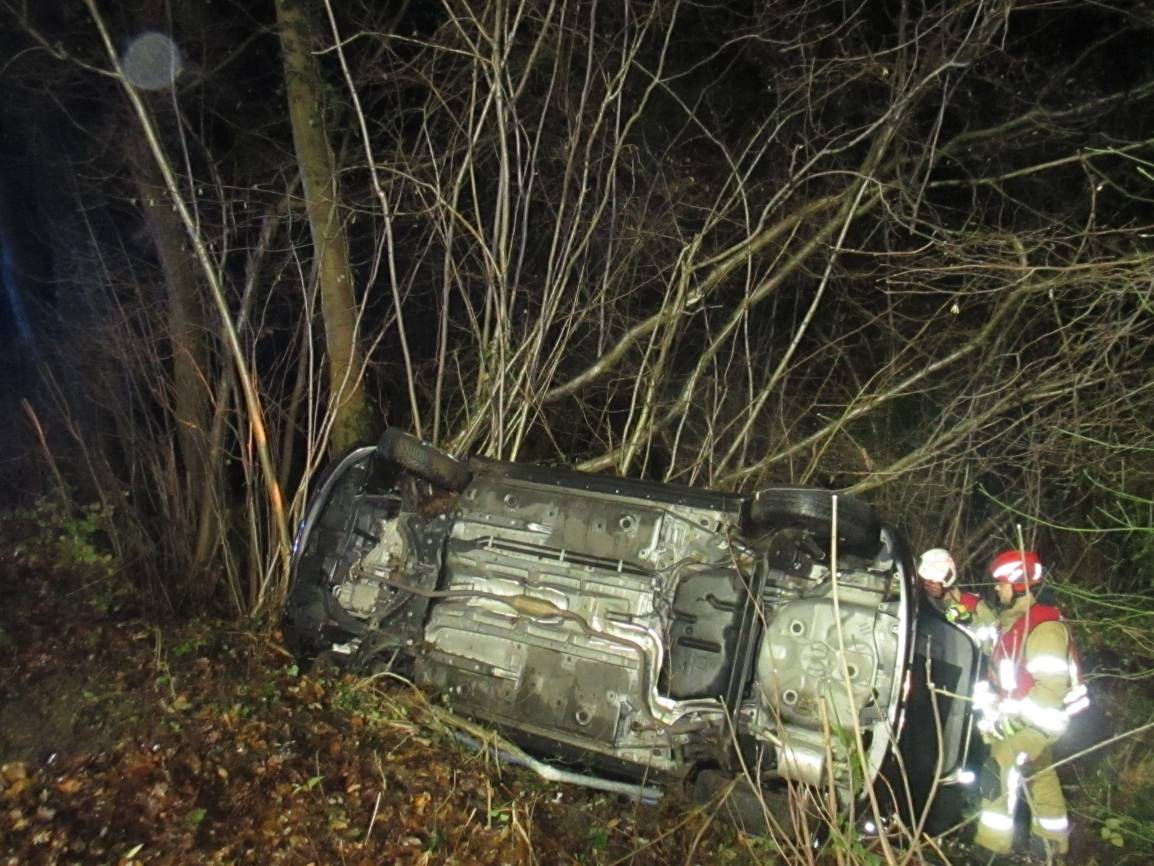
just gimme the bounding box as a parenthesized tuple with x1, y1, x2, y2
(1026, 836, 1066, 866)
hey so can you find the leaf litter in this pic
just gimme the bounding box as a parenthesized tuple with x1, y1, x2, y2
(0, 562, 764, 866)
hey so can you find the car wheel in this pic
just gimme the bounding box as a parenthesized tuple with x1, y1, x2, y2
(743, 487, 880, 553)
(283, 445, 377, 656)
(377, 428, 472, 491)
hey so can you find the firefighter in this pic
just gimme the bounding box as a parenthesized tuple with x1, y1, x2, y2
(971, 550, 1089, 865)
(916, 548, 996, 642)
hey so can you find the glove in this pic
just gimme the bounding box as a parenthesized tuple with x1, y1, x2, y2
(997, 716, 1023, 739)
(945, 604, 972, 625)
(976, 716, 1021, 743)
(977, 716, 998, 743)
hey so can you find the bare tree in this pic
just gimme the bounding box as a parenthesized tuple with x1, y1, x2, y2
(4, 0, 1154, 612)
(315, 0, 1154, 571)
(276, 0, 372, 452)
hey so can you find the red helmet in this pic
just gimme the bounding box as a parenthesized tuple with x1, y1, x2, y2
(989, 550, 1044, 591)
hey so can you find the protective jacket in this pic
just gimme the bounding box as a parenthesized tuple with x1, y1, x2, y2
(987, 596, 1088, 735)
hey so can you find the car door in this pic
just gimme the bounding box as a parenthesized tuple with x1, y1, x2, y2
(895, 607, 985, 834)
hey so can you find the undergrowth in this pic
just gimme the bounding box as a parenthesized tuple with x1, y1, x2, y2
(4, 499, 1154, 865)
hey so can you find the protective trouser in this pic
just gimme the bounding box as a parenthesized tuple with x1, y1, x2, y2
(973, 726, 1069, 856)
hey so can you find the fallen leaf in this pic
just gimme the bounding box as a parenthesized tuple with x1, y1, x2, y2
(57, 778, 83, 795)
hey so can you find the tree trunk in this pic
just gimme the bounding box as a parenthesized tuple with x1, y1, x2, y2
(132, 154, 230, 605)
(275, 0, 370, 452)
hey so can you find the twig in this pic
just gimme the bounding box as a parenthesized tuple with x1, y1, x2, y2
(21, 399, 70, 505)
(364, 790, 382, 844)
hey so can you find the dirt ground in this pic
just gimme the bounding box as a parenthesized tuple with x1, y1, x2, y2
(0, 559, 781, 866)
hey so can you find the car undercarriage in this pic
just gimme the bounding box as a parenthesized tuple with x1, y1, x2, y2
(284, 431, 981, 834)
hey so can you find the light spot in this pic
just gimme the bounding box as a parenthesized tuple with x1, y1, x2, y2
(121, 32, 183, 91)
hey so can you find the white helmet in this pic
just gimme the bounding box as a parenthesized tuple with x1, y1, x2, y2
(917, 548, 957, 588)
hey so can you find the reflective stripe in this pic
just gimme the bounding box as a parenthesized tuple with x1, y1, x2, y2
(1066, 695, 1090, 716)
(980, 811, 1015, 832)
(991, 562, 1018, 580)
(1006, 767, 1022, 814)
(1026, 654, 1070, 675)
(1064, 658, 1090, 715)
(991, 559, 1043, 583)
(998, 658, 1018, 690)
(1019, 698, 1069, 734)
(971, 624, 998, 645)
(1037, 815, 1070, 833)
(1064, 682, 1089, 717)
(1065, 683, 1088, 701)
(973, 680, 997, 710)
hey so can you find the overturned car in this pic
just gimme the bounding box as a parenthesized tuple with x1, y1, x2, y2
(283, 430, 982, 833)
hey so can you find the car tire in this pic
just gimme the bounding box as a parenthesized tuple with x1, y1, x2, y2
(283, 445, 377, 656)
(743, 486, 880, 552)
(377, 428, 472, 491)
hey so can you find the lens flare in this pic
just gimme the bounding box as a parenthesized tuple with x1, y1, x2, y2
(121, 32, 183, 91)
